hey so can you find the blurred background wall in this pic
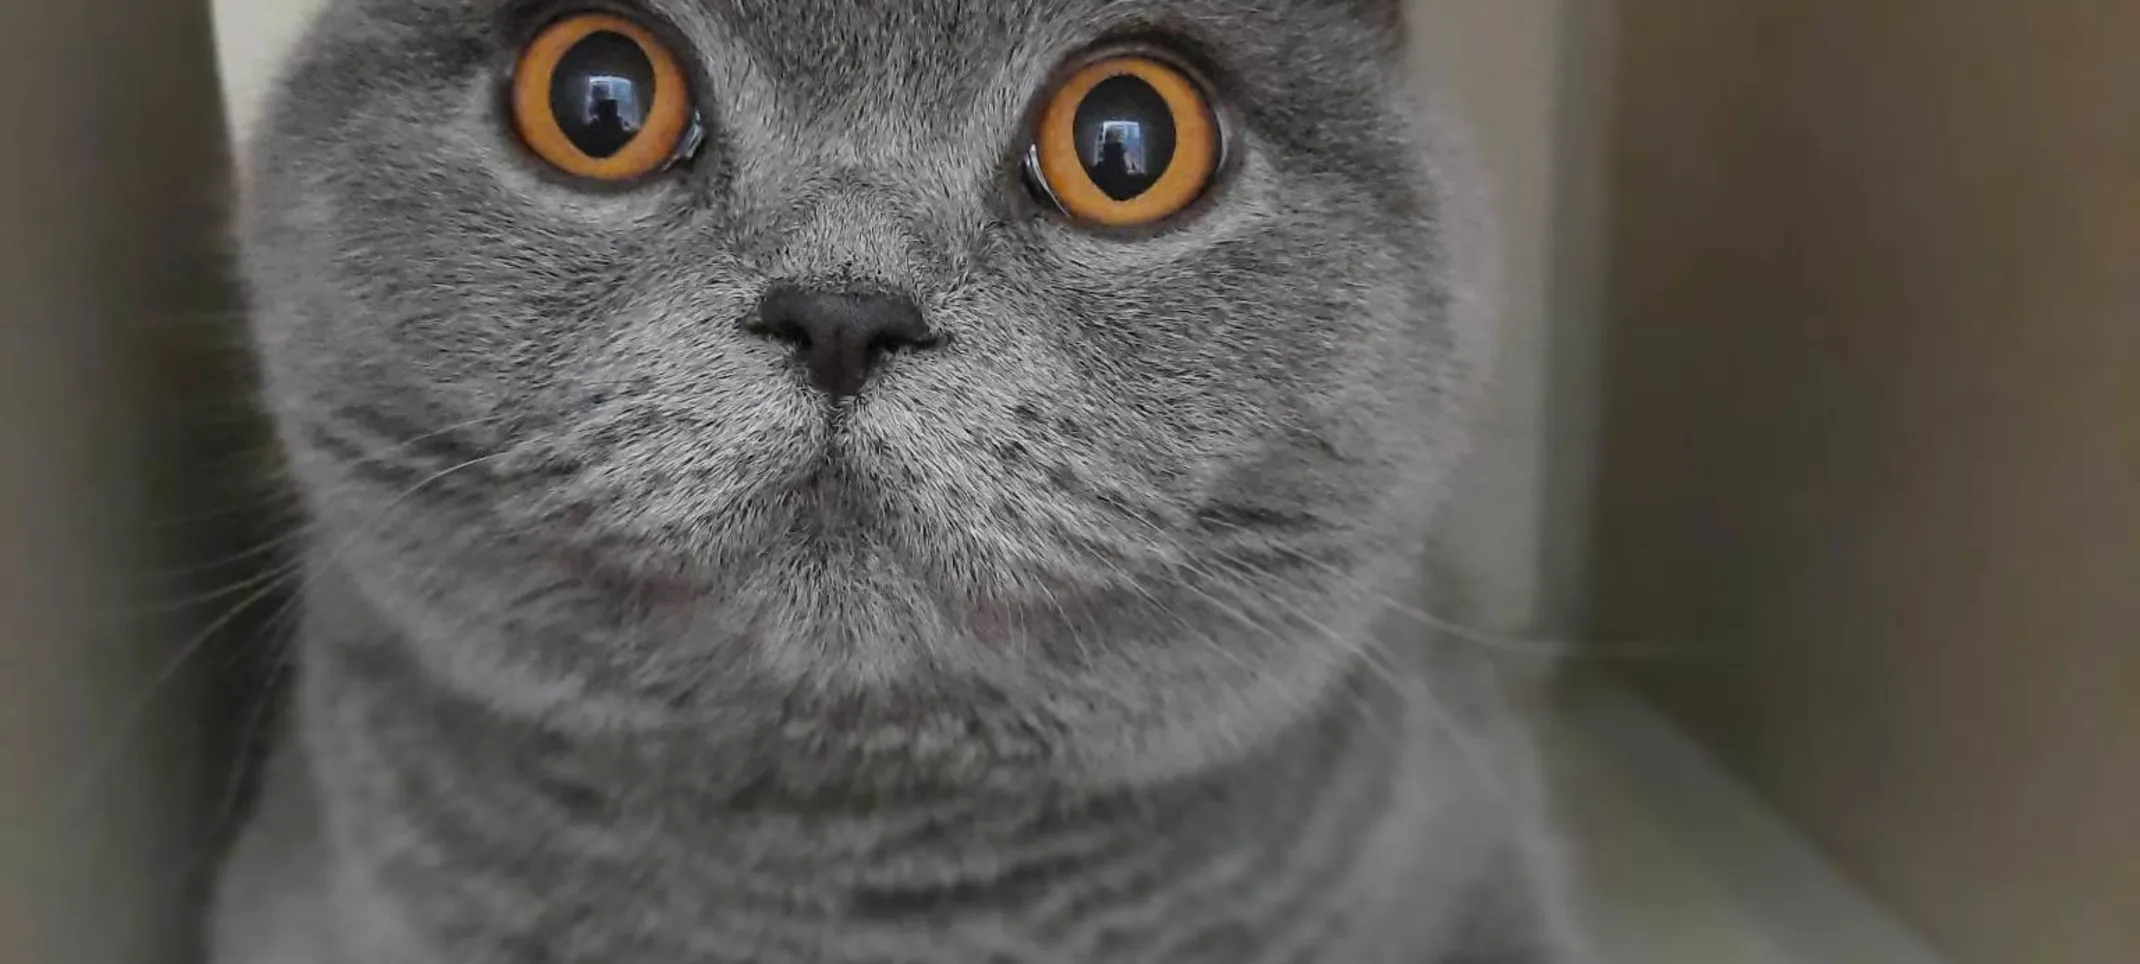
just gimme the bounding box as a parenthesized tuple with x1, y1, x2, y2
(1592, 3, 2140, 963)
(0, 1, 237, 962)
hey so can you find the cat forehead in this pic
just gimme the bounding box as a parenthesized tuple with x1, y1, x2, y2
(671, 0, 1130, 125)
(688, 1, 1396, 134)
(694, 0, 1375, 60)
(345, 0, 1399, 80)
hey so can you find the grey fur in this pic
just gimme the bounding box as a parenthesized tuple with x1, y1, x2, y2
(211, 1, 1585, 961)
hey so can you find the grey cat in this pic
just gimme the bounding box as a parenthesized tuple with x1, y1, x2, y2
(209, 0, 1586, 961)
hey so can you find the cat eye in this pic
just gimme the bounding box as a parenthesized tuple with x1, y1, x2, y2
(1025, 53, 1222, 228)
(511, 13, 701, 181)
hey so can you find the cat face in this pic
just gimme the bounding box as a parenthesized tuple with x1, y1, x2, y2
(245, 0, 1492, 787)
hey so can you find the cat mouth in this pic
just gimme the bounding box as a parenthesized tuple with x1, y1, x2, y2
(521, 441, 901, 600)
(779, 440, 892, 539)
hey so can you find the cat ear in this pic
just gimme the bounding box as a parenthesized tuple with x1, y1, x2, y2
(1319, 0, 1408, 52)
(1280, 0, 1405, 28)
(1346, 0, 1407, 32)
(1333, 0, 1410, 58)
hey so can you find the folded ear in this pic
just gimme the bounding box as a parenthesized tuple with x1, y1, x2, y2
(1321, 0, 1409, 56)
(1276, 0, 1408, 30)
(1349, 0, 1408, 33)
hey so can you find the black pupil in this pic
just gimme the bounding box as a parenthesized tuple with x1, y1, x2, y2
(549, 31, 657, 159)
(1073, 74, 1178, 202)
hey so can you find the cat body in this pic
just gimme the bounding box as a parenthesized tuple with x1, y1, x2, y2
(210, 0, 1584, 961)
(213, 573, 1567, 964)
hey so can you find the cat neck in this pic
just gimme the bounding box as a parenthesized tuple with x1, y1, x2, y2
(299, 609, 1422, 856)
(290, 592, 1489, 962)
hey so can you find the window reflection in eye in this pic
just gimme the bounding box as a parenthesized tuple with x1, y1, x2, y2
(1072, 74, 1180, 203)
(1091, 121, 1150, 179)
(547, 29, 660, 161)
(583, 77, 644, 138)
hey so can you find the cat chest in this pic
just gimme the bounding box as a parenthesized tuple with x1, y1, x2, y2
(322, 777, 1450, 964)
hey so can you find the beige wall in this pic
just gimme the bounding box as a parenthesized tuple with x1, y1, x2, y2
(0, 1, 240, 962)
(1592, 3, 2140, 963)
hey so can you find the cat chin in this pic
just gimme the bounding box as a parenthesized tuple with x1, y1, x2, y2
(331, 517, 1360, 781)
(410, 629, 1351, 795)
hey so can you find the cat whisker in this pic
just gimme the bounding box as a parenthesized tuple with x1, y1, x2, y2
(147, 482, 302, 531)
(15, 565, 306, 871)
(98, 413, 518, 621)
(98, 556, 307, 625)
(1182, 549, 1523, 810)
(39, 438, 515, 869)
(118, 593, 307, 943)
(198, 594, 304, 845)
(1195, 517, 1681, 661)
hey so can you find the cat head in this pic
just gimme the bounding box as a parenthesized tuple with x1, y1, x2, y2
(245, 0, 1494, 789)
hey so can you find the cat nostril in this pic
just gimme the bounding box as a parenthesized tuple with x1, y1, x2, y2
(746, 284, 937, 397)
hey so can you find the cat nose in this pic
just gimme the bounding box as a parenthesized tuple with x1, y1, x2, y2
(745, 285, 938, 397)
